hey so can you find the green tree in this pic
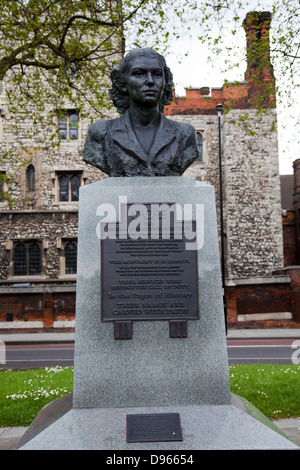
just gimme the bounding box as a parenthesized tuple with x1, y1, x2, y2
(0, 0, 188, 199)
(0, 0, 189, 123)
(0, 1, 299, 169)
(174, 1, 299, 169)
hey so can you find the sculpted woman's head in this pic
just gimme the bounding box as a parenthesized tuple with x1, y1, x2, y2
(109, 48, 174, 114)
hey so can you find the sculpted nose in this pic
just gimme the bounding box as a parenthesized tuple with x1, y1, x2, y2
(146, 72, 154, 84)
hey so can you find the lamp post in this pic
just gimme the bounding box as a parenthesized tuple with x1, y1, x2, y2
(216, 103, 227, 334)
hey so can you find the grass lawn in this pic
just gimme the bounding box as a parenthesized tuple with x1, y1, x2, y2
(0, 366, 73, 427)
(229, 363, 300, 420)
(0, 363, 299, 427)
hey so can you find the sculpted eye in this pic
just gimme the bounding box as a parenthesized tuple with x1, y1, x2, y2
(132, 69, 144, 76)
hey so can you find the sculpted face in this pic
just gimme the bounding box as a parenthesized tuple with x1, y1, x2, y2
(124, 54, 165, 107)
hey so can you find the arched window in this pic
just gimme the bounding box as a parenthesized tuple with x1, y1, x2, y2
(195, 132, 203, 162)
(26, 164, 35, 192)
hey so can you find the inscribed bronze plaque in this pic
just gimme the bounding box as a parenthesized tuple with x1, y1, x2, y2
(126, 413, 183, 443)
(100, 202, 199, 323)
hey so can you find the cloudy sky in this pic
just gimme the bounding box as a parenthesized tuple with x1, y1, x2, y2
(161, 2, 299, 175)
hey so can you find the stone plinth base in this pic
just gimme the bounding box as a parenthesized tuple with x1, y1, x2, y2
(17, 393, 298, 450)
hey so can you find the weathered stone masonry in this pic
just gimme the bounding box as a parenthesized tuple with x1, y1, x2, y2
(173, 108, 283, 280)
(0, 211, 78, 279)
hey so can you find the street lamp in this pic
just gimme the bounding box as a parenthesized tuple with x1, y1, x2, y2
(216, 103, 227, 334)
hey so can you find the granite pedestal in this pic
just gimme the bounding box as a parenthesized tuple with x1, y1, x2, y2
(18, 177, 298, 450)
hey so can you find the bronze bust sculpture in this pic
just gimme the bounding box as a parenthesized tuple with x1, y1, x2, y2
(83, 48, 199, 176)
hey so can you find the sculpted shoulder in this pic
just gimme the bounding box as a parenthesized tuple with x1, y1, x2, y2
(165, 117, 196, 136)
(87, 119, 116, 139)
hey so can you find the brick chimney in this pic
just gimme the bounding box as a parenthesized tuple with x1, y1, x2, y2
(293, 159, 300, 207)
(293, 159, 300, 264)
(243, 11, 274, 83)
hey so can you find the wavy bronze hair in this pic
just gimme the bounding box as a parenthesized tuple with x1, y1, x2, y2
(109, 48, 174, 114)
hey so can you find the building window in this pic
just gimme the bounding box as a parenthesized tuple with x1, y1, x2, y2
(65, 63, 79, 81)
(58, 110, 79, 140)
(13, 241, 42, 276)
(26, 164, 35, 192)
(57, 172, 81, 202)
(0, 111, 3, 142)
(64, 240, 77, 274)
(0, 171, 6, 202)
(195, 132, 203, 162)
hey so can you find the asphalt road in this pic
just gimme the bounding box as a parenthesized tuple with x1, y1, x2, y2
(1, 338, 299, 369)
(227, 338, 300, 365)
(2, 343, 74, 369)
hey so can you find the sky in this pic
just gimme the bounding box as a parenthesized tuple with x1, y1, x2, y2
(159, 3, 300, 176)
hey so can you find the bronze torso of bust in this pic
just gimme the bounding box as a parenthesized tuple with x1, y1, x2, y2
(83, 48, 199, 176)
(83, 110, 198, 176)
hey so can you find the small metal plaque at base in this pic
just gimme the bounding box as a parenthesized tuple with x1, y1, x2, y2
(126, 413, 183, 443)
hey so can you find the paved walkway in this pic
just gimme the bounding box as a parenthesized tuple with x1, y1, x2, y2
(1, 328, 300, 449)
(0, 427, 28, 450)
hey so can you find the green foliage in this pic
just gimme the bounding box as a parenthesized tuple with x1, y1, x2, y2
(0, 0, 191, 179)
(191, 1, 299, 155)
(1, 1, 298, 121)
(0, 0, 189, 120)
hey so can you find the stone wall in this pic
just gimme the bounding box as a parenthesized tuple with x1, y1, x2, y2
(222, 108, 283, 278)
(172, 108, 283, 279)
(0, 211, 78, 280)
